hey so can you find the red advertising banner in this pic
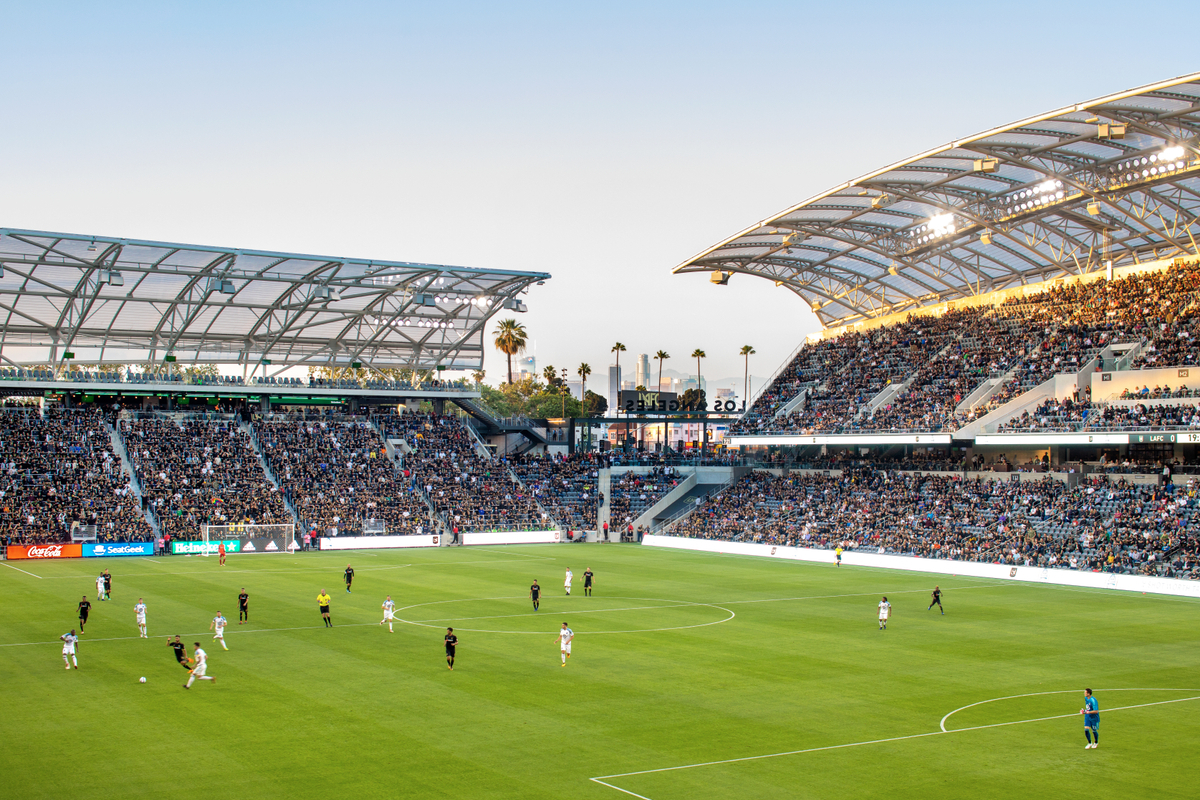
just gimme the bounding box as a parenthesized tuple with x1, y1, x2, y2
(6, 543, 83, 560)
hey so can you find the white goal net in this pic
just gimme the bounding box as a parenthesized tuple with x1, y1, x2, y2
(201, 523, 297, 555)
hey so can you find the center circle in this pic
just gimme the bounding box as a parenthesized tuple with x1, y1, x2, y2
(395, 595, 735, 634)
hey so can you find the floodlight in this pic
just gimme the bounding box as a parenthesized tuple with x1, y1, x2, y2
(710, 270, 730, 285)
(103, 270, 124, 286)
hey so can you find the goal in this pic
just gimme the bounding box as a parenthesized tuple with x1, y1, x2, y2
(201, 523, 297, 555)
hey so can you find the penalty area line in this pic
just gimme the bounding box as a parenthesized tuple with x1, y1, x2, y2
(590, 695, 1200, 795)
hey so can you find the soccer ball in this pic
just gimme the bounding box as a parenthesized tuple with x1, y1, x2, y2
(139, 677, 147, 683)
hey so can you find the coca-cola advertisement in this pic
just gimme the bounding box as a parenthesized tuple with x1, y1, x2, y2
(6, 543, 84, 560)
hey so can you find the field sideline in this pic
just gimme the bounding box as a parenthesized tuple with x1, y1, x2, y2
(2, 544, 1197, 800)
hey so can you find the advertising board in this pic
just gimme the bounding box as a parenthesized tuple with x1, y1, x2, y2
(6, 543, 83, 560)
(83, 542, 155, 558)
(319, 535, 439, 551)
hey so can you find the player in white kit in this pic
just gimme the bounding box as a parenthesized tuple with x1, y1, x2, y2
(380, 595, 396, 632)
(184, 643, 215, 688)
(96, 573, 107, 601)
(555, 622, 574, 666)
(61, 630, 79, 669)
(878, 596, 891, 630)
(564, 568, 573, 596)
(134, 599, 148, 638)
(210, 612, 229, 650)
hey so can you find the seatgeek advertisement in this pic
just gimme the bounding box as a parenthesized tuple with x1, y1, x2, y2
(83, 542, 155, 558)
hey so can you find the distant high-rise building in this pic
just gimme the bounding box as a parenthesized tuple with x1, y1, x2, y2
(635, 354, 650, 390)
(515, 355, 536, 381)
(609, 365, 621, 410)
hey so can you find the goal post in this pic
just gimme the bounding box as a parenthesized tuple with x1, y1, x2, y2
(201, 523, 297, 555)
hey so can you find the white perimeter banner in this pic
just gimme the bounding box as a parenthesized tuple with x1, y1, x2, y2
(641, 534, 1200, 599)
(461, 530, 561, 546)
(319, 535, 440, 551)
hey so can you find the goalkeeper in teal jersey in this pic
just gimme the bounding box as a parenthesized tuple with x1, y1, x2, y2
(1081, 688, 1100, 748)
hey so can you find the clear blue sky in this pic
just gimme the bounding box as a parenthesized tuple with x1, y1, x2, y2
(0, 1, 1195, 394)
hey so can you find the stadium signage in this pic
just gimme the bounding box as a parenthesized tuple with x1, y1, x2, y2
(171, 540, 241, 555)
(728, 433, 952, 446)
(642, 535, 1200, 599)
(83, 542, 155, 558)
(319, 535, 439, 551)
(7, 543, 83, 560)
(461, 530, 561, 545)
(975, 432, 1179, 446)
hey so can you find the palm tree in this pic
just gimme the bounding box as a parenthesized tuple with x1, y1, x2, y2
(739, 345, 756, 407)
(493, 319, 528, 384)
(655, 350, 669, 392)
(471, 370, 485, 385)
(611, 342, 626, 394)
(542, 364, 559, 387)
(691, 348, 706, 391)
(577, 362, 591, 409)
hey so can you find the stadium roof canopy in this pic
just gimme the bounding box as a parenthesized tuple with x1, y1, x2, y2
(0, 228, 549, 373)
(674, 72, 1200, 328)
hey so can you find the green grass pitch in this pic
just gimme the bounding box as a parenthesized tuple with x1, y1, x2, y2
(2, 544, 1198, 800)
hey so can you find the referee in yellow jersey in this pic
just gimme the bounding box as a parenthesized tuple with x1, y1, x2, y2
(317, 590, 333, 627)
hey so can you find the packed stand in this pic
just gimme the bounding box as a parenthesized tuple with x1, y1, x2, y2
(380, 412, 549, 532)
(667, 468, 1200, 579)
(0, 407, 151, 545)
(121, 416, 290, 541)
(253, 417, 431, 536)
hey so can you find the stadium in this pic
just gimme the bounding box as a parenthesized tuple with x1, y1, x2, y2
(3, 61, 1200, 800)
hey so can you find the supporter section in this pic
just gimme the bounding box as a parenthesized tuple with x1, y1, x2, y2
(736, 259, 1200, 436)
(665, 468, 1200, 579)
(0, 406, 151, 545)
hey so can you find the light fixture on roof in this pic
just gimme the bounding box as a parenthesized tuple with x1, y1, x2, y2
(980, 232, 993, 245)
(313, 286, 338, 300)
(208, 278, 236, 295)
(710, 270, 730, 285)
(888, 265, 899, 276)
(87, 240, 97, 252)
(1097, 122, 1126, 140)
(973, 158, 999, 173)
(102, 270, 124, 286)
(502, 298, 529, 312)
(871, 194, 893, 209)
(413, 294, 437, 307)
(1114, 146, 1188, 183)
(1087, 202, 1102, 216)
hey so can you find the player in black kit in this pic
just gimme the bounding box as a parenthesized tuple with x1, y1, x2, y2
(529, 580, 541, 611)
(928, 586, 944, 615)
(167, 635, 190, 669)
(344, 564, 355, 594)
(78, 596, 91, 633)
(238, 588, 249, 624)
(583, 568, 594, 597)
(445, 627, 458, 670)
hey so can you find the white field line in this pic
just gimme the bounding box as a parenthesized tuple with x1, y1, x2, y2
(1, 563, 43, 578)
(590, 694, 1200, 797)
(938, 687, 1200, 731)
(415, 602, 699, 623)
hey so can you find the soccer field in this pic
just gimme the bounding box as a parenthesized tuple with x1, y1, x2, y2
(2, 544, 1198, 800)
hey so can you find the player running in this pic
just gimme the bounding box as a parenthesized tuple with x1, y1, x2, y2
(60, 630, 79, 670)
(1081, 688, 1100, 748)
(445, 627, 458, 670)
(583, 568, 594, 597)
(183, 643, 215, 689)
(529, 579, 541, 611)
(167, 635, 190, 670)
(238, 588, 249, 624)
(210, 612, 229, 650)
(835, 545, 843, 567)
(134, 598, 148, 638)
(318, 590, 333, 627)
(555, 622, 574, 666)
(564, 567, 573, 596)
(878, 596, 891, 630)
(928, 586, 944, 615)
(344, 564, 355, 594)
(78, 595, 91, 633)
(380, 596, 396, 632)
